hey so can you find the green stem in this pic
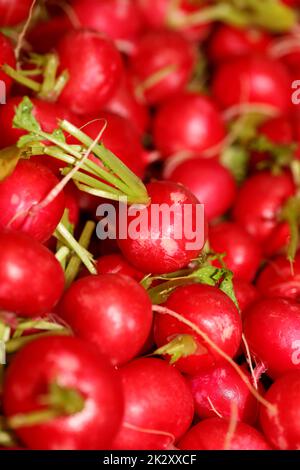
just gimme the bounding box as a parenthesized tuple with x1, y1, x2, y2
(59, 120, 149, 203)
(55, 222, 97, 275)
(61, 167, 125, 198)
(5, 330, 70, 354)
(2, 64, 40, 92)
(55, 246, 70, 269)
(39, 54, 59, 99)
(12, 320, 66, 339)
(152, 334, 197, 364)
(136, 64, 178, 97)
(65, 221, 96, 287)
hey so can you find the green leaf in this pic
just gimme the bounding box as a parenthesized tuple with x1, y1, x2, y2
(13, 96, 41, 133)
(0, 146, 22, 181)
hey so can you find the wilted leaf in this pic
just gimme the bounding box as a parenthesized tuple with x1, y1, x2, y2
(0, 146, 22, 181)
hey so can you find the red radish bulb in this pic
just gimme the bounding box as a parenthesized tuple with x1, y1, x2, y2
(189, 362, 258, 424)
(153, 92, 225, 159)
(233, 171, 295, 248)
(118, 181, 206, 274)
(57, 30, 123, 115)
(209, 222, 262, 282)
(154, 284, 242, 375)
(0, 0, 33, 27)
(72, 0, 143, 42)
(178, 418, 271, 450)
(244, 297, 300, 379)
(112, 358, 194, 450)
(212, 56, 292, 116)
(166, 158, 236, 221)
(233, 278, 260, 314)
(0, 160, 65, 243)
(208, 25, 271, 63)
(260, 371, 300, 450)
(256, 253, 300, 302)
(0, 230, 65, 317)
(3, 336, 123, 450)
(96, 253, 143, 281)
(59, 274, 153, 366)
(130, 30, 196, 105)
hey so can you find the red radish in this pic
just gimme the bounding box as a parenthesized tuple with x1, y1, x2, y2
(244, 298, 300, 379)
(209, 222, 262, 282)
(208, 25, 271, 63)
(77, 113, 147, 178)
(0, 160, 65, 243)
(178, 418, 271, 450)
(57, 30, 123, 115)
(154, 284, 242, 375)
(72, 0, 143, 42)
(64, 184, 80, 227)
(3, 336, 124, 450)
(233, 278, 260, 314)
(0, 96, 78, 149)
(0, 230, 64, 317)
(59, 274, 153, 366)
(104, 73, 149, 135)
(28, 15, 73, 54)
(112, 358, 194, 450)
(212, 56, 292, 115)
(118, 181, 206, 274)
(96, 253, 143, 281)
(250, 117, 295, 169)
(137, 0, 211, 42)
(256, 253, 300, 302)
(130, 30, 196, 105)
(166, 158, 236, 221)
(189, 363, 258, 425)
(233, 171, 295, 247)
(260, 371, 300, 450)
(153, 92, 225, 159)
(0, 33, 16, 96)
(0, 0, 33, 27)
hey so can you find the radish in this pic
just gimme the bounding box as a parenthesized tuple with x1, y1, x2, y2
(0, 0, 33, 26)
(117, 181, 206, 274)
(72, 0, 143, 43)
(153, 92, 225, 159)
(256, 253, 300, 301)
(0, 160, 65, 243)
(0, 230, 65, 317)
(189, 362, 259, 424)
(0, 96, 78, 149)
(154, 284, 242, 375)
(96, 253, 143, 281)
(208, 25, 271, 63)
(28, 15, 73, 54)
(112, 358, 194, 450)
(104, 72, 149, 135)
(59, 274, 153, 366)
(166, 158, 236, 221)
(233, 170, 295, 248)
(0, 33, 16, 96)
(3, 336, 124, 450)
(212, 56, 292, 115)
(233, 278, 260, 314)
(130, 30, 196, 105)
(244, 297, 300, 379)
(136, 0, 211, 42)
(178, 418, 271, 450)
(209, 222, 262, 282)
(57, 30, 123, 115)
(260, 371, 300, 450)
(75, 113, 147, 178)
(250, 116, 295, 169)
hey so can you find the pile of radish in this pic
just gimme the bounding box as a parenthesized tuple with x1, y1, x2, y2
(1, 0, 300, 451)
